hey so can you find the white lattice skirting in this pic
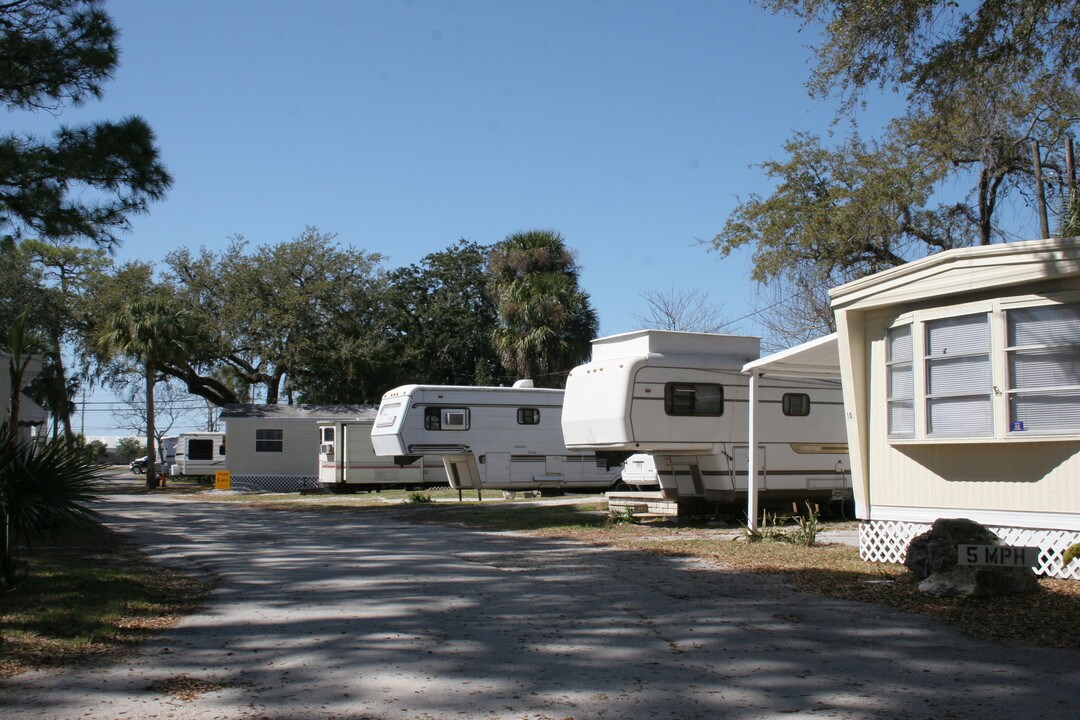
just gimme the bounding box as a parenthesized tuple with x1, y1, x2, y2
(860, 520, 1080, 580)
(230, 475, 320, 493)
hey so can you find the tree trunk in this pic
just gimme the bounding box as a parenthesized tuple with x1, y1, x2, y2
(145, 362, 159, 489)
(0, 506, 14, 591)
(265, 367, 285, 405)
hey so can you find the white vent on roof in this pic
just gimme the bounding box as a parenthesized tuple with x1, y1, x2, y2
(512, 379, 534, 388)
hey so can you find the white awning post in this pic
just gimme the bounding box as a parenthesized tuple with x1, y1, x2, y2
(747, 370, 760, 531)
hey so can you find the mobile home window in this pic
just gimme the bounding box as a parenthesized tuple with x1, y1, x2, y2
(782, 393, 810, 417)
(517, 408, 540, 425)
(424, 407, 470, 430)
(187, 439, 213, 460)
(665, 383, 723, 416)
(924, 313, 992, 437)
(886, 324, 914, 437)
(1006, 303, 1080, 432)
(321, 426, 334, 443)
(255, 428, 283, 452)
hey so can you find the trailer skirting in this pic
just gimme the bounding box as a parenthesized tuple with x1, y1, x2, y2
(859, 520, 1080, 580)
(229, 474, 320, 493)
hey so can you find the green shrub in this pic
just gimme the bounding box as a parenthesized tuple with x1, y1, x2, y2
(1063, 542, 1080, 565)
(791, 501, 821, 547)
(743, 501, 821, 546)
(406, 492, 433, 504)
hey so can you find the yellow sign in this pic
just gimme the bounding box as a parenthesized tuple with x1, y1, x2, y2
(215, 470, 231, 490)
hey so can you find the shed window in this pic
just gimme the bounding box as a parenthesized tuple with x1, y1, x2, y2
(424, 407, 469, 430)
(924, 313, 992, 437)
(517, 408, 540, 425)
(255, 428, 283, 452)
(1007, 304, 1080, 432)
(782, 393, 810, 417)
(665, 383, 723, 416)
(886, 324, 914, 437)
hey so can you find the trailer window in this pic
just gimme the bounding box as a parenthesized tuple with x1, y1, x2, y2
(187, 439, 213, 460)
(517, 408, 540, 425)
(255, 428, 283, 452)
(886, 323, 914, 438)
(376, 402, 400, 428)
(424, 407, 469, 430)
(665, 383, 723, 416)
(1007, 304, 1080, 432)
(881, 299, 1080, 441)
(782, 393, 810, 417)
(925, 313, 992, 437)
(321, 427, 334, 443)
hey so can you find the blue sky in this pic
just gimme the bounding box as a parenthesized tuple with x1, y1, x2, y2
(12, 0, 999, 435)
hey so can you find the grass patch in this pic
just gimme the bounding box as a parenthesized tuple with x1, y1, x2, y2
(391, 500, 611, 532)
(193, 486, 517, 505)
(0, 524, 212, 679)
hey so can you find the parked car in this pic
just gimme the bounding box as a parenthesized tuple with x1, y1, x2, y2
(129, 456, 148, 474)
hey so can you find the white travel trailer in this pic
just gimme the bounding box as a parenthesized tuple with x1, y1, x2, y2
(169, 432, 226, 478)
(561, 330, 851, 509)
(318, 419, 446, 491)
(370, 381, 625, 492)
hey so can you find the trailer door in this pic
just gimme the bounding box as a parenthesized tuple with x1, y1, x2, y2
(318, 424, 340, 484)
(545, 454, 565, 480)
(484, 453, 511, 484)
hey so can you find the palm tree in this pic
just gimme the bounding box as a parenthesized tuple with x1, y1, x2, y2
(0, 433, 101, 590)
(98, 295, 198, 488)
(488, 230, 598, 387)
(2, 311, 101, 590)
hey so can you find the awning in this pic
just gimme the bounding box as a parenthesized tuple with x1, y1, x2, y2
(740, 333, 841, 530)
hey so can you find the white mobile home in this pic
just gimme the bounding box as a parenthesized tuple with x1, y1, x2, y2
(317, 416, 446, 491)
(370, 381, 624, 492)
(830, 237, 1080, 580)
(169, 432, 226, 478)
(561, 330, 851, 508)
(221, 404, 375, 492)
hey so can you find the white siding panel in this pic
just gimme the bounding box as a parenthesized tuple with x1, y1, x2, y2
(874, 439, 1080, 513)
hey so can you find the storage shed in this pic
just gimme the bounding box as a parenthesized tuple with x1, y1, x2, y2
(830, 237, 1080, 579)
(220, 404, 375, 492)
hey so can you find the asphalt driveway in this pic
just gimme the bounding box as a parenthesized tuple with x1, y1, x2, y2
(1, 492, 1078, 719)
